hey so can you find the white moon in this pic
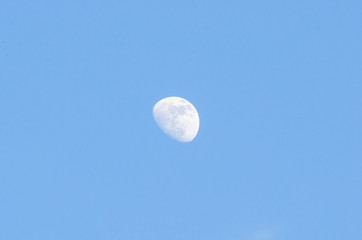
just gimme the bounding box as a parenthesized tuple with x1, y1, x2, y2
(153, 97, 200, 142)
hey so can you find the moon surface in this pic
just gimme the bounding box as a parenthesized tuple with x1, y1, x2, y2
(153, 97, 200, 142)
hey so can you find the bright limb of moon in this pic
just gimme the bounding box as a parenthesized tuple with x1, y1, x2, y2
(153, 97, 200, 142)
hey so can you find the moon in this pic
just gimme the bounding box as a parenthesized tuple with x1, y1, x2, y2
(153, 97, 200, 142)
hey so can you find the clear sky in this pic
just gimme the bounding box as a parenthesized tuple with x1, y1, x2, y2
(1, 1, 361, 239)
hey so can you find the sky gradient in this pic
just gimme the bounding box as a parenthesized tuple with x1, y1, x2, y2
(1, 0, 361, 239)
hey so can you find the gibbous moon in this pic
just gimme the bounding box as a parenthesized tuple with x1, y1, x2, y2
(153, 97, 200, 142)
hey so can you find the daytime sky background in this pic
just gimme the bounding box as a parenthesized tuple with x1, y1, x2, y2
(1, 1, 361, 239)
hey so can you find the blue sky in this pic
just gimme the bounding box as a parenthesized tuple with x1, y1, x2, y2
(1, 0, 361, 239)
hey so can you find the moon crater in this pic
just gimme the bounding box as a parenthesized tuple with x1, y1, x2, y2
(153, 97, 200, 142)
